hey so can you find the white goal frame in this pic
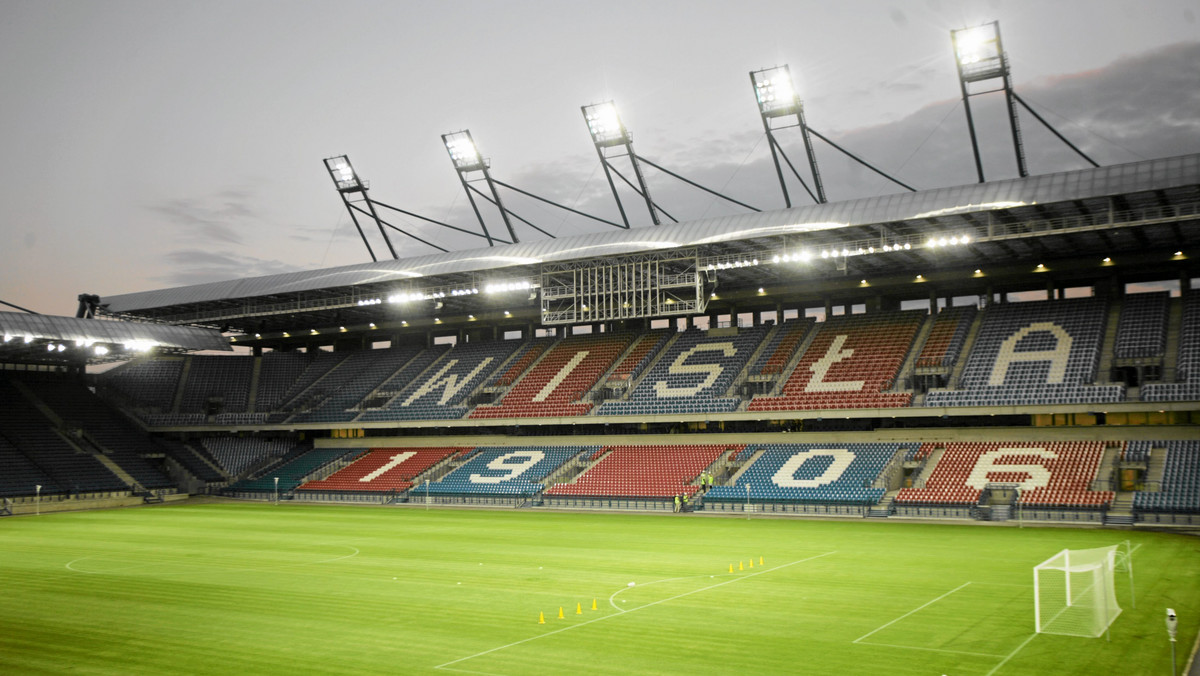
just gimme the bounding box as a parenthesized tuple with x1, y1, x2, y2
(1034, 545, 1124, 640)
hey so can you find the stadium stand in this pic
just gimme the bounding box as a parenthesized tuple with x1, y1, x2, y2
(895, 441, 1113, 508)
(225, 443, 350, 494)
(1143, 293, 1200, 402)
(179, 355, 255, 414)
(298, 447, 463, 493)
(200, 436, 300, 477)
(287, 345, 426, 423)
(596, 326, 769, 415)
(98, 356, 185, 412)
(605, 331, 671, 383)
(1114, 291, 1170, 359)
(357, 339, 523, 421)
(749, 318, 814, 375)
(925, 297, 1124, 406)
(749, 311, 923, 411)
(704, 443, 901, 505)
(915, 305, 977, 368)
(1132, 440, 1200, 513)
(0, 379, 127, 494)
(470, 333, 634, 418)
(544, 444, 727, 498)
(425, 446, 582, 496)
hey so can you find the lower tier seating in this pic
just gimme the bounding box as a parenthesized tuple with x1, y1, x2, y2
(299, 447, 463, 492)
(544, 444, 730, 498)
(895, 441, 1113, 508)
(425, 446, 583, 496)
(1132, 440, 1200, 513)
(705, 443, 903, 505)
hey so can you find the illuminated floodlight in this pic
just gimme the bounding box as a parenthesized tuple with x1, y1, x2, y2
(751, 66, 798, 116)
(443, 131, 486, 171)
(123, 339, 158, 352)
(484, 279, 532, 294)
(323, 155, 365, 192)
(954, 23, 999, 66)
(583, 101, 628, 147)
(93, 345, 109, 356)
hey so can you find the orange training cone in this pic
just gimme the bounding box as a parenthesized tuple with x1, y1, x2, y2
(558, 606, 565, 619)
(591, 598, 597, 611)
(538, 612, 546, 624)
(576, 602, 583, 615)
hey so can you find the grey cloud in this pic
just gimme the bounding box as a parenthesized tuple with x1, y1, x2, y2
(156, 248, 301, 287)
(145, 187, 269, 245)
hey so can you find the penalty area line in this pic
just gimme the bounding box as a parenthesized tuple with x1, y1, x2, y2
(433, 550, 837, 671)
(852, 581, 972, 644)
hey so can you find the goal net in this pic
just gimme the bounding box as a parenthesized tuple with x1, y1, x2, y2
(1034, 545, 1122, 638)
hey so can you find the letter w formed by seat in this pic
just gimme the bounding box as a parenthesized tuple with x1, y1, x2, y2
(402, 357, 495, 406)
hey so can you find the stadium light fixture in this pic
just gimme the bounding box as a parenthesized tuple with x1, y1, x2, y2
(583, 101, 629, 147)
(750, 64, 825, 206)
(443, 131, 487, 172)
(581, 100, 659, 227)
(752, 66, 799, 118)
(322, 154, 398, 261)
(953, 23, 1003, 77)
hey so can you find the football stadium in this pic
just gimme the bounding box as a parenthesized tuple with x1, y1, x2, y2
(3, 20, 1200, 676)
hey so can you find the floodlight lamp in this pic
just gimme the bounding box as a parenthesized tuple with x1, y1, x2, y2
(325, 155, 364, 192)
(953, 22, 1004, 80)
(443, 131, 486, 171)
(583, 101, 628, 146)
(93, 345, 109, 356)
(752, 66, 798, 116)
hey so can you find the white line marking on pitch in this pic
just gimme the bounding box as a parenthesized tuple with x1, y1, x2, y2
(852, 641, 1006, 659)
(984, 632, 1037, 676)
(433, 551, 837, 671)
(852, 581, 972, 644)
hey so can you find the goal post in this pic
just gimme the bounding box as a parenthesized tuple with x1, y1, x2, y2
(1034, 545, 1122, 639)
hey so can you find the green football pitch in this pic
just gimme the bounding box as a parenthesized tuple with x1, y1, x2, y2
(2, 501, 1197, 675)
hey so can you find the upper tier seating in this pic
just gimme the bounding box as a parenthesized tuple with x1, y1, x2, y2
(1114, 291, 1170, 359)
(606, 331, 671, 383)
(915, 305, 977, 368)
(597, 326, 769, 416)
(470, 333, 634, 418)
(490, 338, 555, 387)
(298, 447, 463, 492)
(749, 311, 923, 411)
(288, 345, 426, 423)
(99, 356, 184, 411)
(358, 339, 523, 421)
(895, 441, 1113, 508)
(254, 352, 311, 412)
(749, 318, 815, 375)
(1132, 440, 1200, 513)
(544, 444, 728, 498)
(704, 443, 903, 505)
(925, 298, 1124, 406)
(1143, 293, 1200, 402)
(179, 355, 254, 414)
(425, 446, 582, 496)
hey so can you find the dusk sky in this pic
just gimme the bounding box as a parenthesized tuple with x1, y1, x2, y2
(2, 0, 1198, 316)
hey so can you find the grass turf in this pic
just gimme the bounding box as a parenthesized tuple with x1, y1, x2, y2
(1, 501, 1197, 675)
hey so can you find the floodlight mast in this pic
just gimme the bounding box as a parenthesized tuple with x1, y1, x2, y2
(322, 155, 399, 261)
(952, 21, 1027, 182)
(751, 66, 825, 206)
(442, 130, 512, 245)
(582, 101, 659, 226)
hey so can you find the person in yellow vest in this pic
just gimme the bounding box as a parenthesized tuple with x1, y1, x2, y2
(673, 494, 681, 512)
(682, 493, 690, 512)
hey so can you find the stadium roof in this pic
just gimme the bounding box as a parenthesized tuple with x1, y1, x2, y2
(0, 312, 230, 365)
(94, 153, 1200, 332)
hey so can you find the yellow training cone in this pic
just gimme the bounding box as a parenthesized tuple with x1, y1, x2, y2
(591, 598, 598, 611)
(576, 602, 583, 615)
(760, 556, 764, 566)
(558, 606, 565, 619)
(739, 561, 744, 571)
(749, 559, 754, 568)
(538, 612, 546, 624)
(729, 563, 734, 573)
